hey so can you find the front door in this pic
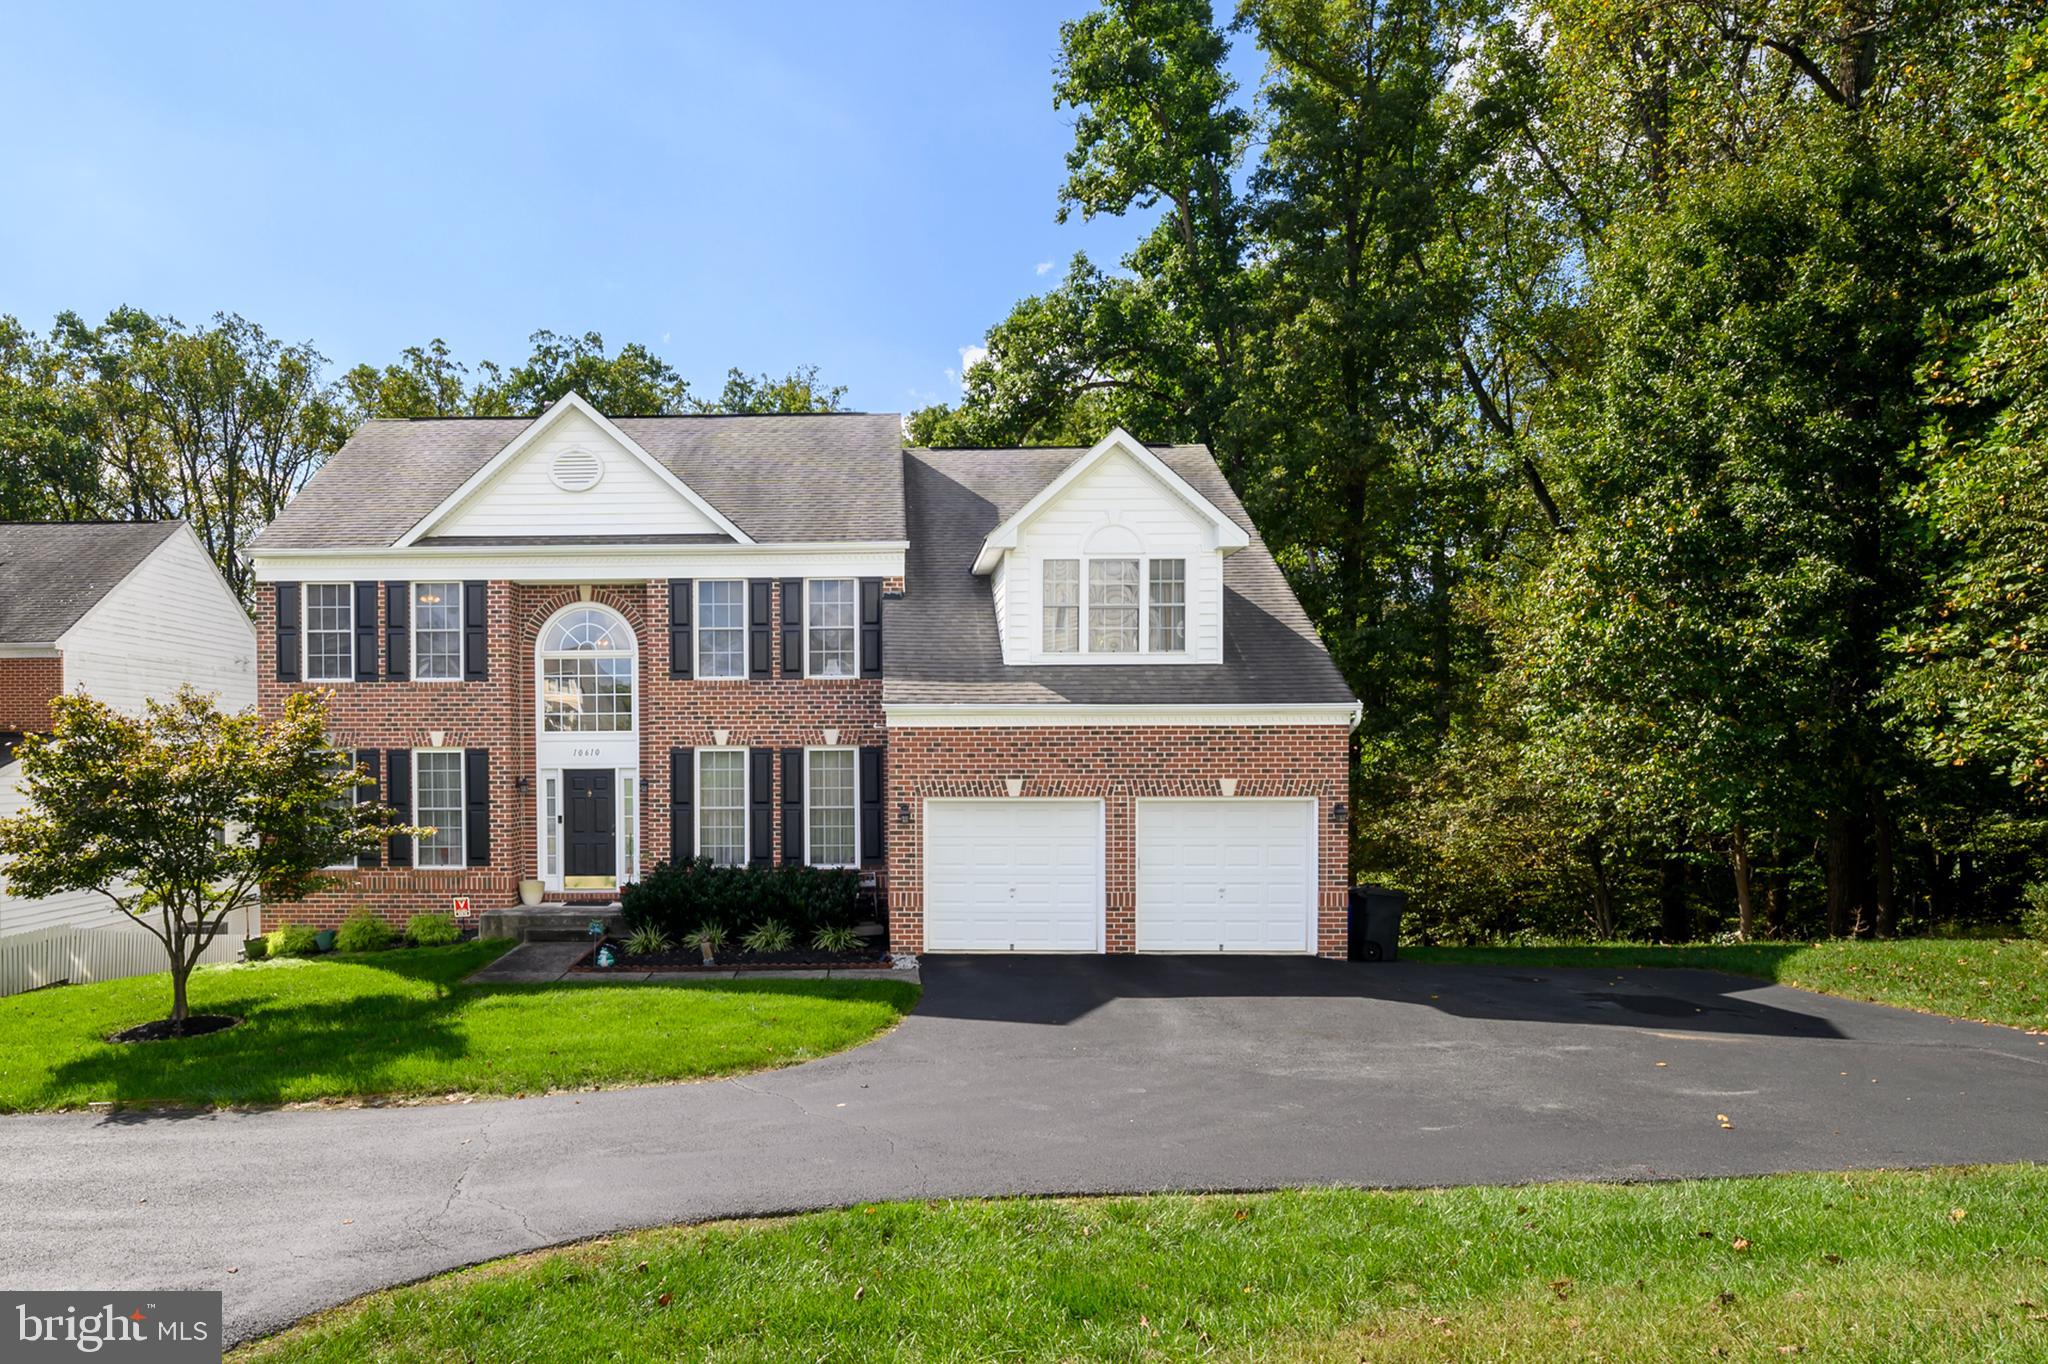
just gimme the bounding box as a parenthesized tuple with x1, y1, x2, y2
(564, 768, 616, 888)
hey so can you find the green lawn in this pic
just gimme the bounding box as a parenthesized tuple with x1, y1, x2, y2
(1407, 939, 2048, 1032)
(0, 942, 918, 1111)
(232, 1167, 2048, 1363)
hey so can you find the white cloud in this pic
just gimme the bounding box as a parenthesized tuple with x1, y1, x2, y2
(1035, 260, 1054, 275)
(946, 344, 990, 391)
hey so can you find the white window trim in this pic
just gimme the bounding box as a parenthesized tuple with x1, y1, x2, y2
(803, 576, 860, 680)
(412, 747, 466, 871)
(695, 746, 750, 868)
(302, 582, 355, 683)
(541, 771, 560, 882)
(409, 581, 464, 683)
(803, 745, 859, 869)
(1038, 555, 1189, 660)
(621, 769, 639, 882)
(694, 579, 748, 682)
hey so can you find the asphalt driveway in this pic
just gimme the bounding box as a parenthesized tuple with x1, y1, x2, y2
(3, 955, 2045, 1346)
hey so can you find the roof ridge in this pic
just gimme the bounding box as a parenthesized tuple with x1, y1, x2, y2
(392, 411, 893, 422)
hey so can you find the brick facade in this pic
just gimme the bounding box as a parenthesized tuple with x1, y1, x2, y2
(0, 655, 63, 732)
(884, 724, 1352, 957)
(257, 579, 882, 929)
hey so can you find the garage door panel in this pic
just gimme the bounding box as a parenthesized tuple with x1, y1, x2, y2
(1136, 799, 1315, 953)
(924, 800, 1101, 952)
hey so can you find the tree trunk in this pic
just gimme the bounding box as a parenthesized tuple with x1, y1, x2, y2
(1659, 853, 1692, 943)
(169, 963, 190, 1029)
(1730, 826, 1755, 941)
(1872, 800, 1897, 938)
(1585, 840, 1616, 939)
(1824, 810, 1853, 938)
(1764, 870, 1789, 940)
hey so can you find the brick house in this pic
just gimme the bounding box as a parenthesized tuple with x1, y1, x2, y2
(248, 394, 1360, 955)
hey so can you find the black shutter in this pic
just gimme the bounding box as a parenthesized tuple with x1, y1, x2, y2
(780, 579, 804, 678)
(464, 748, 490, 866)
(781, 747, 804, 865)
(747, 580, 772, 679)
(670, 748, 693, 861)
(748, 747, 773, 864)
(462, 581, 488, 680)
(859, 578, 883, 678)
(384, 583, 409, 680)
(355, 749, 382, 869)
(354, 582, 379, 681)
(859, 745, 883, 863)
(668, 579, 692, 679)
(385, 748, 412, 868)
(275, 583, 300, 681)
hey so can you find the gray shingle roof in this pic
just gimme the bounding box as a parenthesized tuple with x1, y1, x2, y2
(0, 521, 182, 643)
(888, 448, 1355, 707)
(252, 412, 908, 550)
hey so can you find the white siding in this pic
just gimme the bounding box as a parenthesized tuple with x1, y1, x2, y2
(1005, 448, 1225, 664)
(0, 917, 249, 997)
(59, 527, 257, 716)
(433, 408, 725, 540)
(989, 557, 1010, 664)
(0, 759, 111, 937)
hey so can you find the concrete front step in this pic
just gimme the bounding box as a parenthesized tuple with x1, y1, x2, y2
(479, 904, 625, 942)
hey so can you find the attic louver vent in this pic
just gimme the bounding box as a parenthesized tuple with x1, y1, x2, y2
(549, 449, 604, 492)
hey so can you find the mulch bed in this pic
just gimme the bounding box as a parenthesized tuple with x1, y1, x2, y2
(571, 941, 893, 973)
(108, 1014, 242, 1043)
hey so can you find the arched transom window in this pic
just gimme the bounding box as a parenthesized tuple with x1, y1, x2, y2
(540, 606, 635, 732)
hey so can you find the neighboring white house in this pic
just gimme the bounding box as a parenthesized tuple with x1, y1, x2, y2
(0, 521, 258, 993)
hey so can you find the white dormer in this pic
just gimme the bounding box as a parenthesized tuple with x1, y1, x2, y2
(396, 392, 752, 546)
(974, 429, 1247, 666)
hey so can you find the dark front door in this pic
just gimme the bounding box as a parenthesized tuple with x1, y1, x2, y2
(564, 768, 616, 886)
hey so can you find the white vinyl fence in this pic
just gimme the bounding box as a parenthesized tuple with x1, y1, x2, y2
(0, 918, 249, 997)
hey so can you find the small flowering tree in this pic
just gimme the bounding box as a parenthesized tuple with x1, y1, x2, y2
(0, 687, 405, 1032)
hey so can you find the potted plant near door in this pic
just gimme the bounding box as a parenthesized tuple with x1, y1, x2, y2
(518, 878, 545, 906)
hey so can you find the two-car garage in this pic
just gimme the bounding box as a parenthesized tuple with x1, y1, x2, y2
(920, 797, 1319, 954)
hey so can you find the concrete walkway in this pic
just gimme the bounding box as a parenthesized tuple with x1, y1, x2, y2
(464, 939, 919, 984)
(2, 956, 2044, 1347)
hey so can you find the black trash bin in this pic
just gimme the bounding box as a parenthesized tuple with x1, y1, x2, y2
(1347, 884, 1404, 961)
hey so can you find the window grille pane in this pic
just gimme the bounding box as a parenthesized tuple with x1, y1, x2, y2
(807, 579, 857, 678)
(415, 751, 464, 868)
(698, 750, 747, 867)
(413, 582, 462, 679)
(1042, 559, 1079, 653)
(807, 749, 856, 865)
(696, 580, 745, 679)
(1148, 559, 1186, 652)
(623, 775, 637, 878)
(544, 775, 558, 877)
(305, 584, 353, 680)
(1088, 559, 1139, 652)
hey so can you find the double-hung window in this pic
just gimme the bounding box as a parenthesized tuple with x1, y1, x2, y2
(412, 582, 462, 680)
(1148, 559, 1186, 652)
(1043, 559, 1080, 653)
(304, 584, 353, 681)
(1088, 559, 1141, 653)
(325, 747, 359, 869)
(806, 748, 857, 866)
(414, 750, 465, 869)
(807, 578, 857, 678)
(697, 749, 747, 867)
(1041, 556, 1188, 656)
(696, 580, 745, 680)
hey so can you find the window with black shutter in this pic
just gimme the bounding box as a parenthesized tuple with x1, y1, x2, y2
(668, 579, 692, 679)
(781, 747, 803, 865)
(859, 745, 883, 863)
(464, 749, 490, 865)
(747, 580, 772, 678)
(748, 747, 773, 864)
(780, 580, 803, 677)
(384, 747, 412, 867)
(859, 578, 883, 678)
(462, 581, 488, 680)
(669, 748, 693, 860)
(355, 749, 381, 869)
(384, 583, 409, 680)
(353, 582, 379, 681)
(275, 583, 300, 681)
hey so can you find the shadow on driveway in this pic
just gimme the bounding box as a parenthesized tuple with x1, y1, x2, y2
(914, 953, 1846, 1039)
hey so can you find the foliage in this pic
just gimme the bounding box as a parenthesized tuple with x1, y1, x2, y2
(684, 922, 729, 961)
(404, 913, 461, 948)
(2022, 883, 2048, 942)
(265, 924, 320, 959)
(232, 1171, 2048, 1364)
(0, 688, 401, 1025)
(333, 912, 394, 953)
(812, 924, 864, 955)
(621, 859, 861, 942)
(623, 924, 673, 957)
(0, 943, 918, 1111)
(741, 919, 795, 954)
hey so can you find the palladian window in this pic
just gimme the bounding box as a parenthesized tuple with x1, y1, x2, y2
(540, 607, 635, 733)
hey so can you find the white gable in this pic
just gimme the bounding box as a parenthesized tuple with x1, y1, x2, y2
(398, 393, 749, 546)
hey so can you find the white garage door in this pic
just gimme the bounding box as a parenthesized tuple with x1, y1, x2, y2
(1136, 799, 1317, 953)
(923, 799, 1102, 951)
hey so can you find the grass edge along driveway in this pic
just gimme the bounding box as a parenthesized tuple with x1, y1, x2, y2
(0, 941, 919, 1112)
(230, 1166, 2048, 1363)
(1407, 938, 2048, 1033)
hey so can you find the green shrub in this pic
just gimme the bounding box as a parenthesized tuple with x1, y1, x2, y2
(812, 923, 863, 954)
(622, 859, 862, 941)
(406, 913, 461, 947)
(266, 923, 320, 958)
(624, 924, 672, 956)
(684, 921, 728, 962)
(742, 919, 794, 954)
(2023, 883, 2048, 943)
(242, 936, 269, 962)
(334, 911, 395, 953)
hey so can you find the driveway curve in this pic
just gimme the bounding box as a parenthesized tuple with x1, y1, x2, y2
(3, 955, 2045, 1346)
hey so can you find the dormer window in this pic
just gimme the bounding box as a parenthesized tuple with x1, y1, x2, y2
(1042, 555, 1186, 656)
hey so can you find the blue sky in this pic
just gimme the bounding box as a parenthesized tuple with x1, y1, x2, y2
(0, 2, 1261, 414)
